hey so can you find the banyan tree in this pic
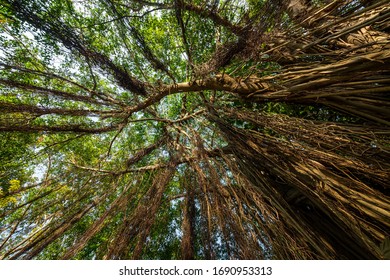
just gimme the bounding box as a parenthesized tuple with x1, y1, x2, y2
(0, 0, 389, 260)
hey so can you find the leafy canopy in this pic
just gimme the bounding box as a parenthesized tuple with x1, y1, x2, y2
(0, 0, 389, 260)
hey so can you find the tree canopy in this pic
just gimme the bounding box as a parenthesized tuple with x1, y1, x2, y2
(0, 0, 389, 260)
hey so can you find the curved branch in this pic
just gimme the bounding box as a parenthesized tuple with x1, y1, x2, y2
(0, 78, 107, 105)
(0, 102, 122, 117)
(0, 123, 119, 133)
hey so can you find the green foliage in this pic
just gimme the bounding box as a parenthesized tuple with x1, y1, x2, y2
(263, 102, 364, 123)
(0, 0, 389, 261)
(0, 132, 36, 190)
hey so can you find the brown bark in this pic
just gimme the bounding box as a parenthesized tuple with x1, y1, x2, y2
(180, 185, 195, 259)
(103, 167, 175, 259)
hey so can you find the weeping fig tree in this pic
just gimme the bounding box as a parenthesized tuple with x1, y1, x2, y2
(0, 0, 389, 260)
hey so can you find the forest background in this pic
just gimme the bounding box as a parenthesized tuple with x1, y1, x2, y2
(0, 0, 389, 260)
